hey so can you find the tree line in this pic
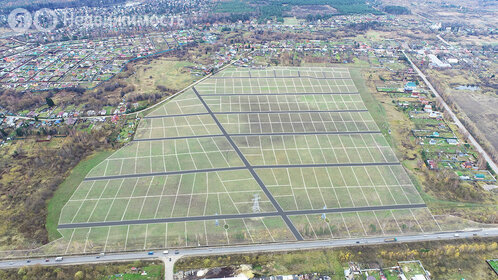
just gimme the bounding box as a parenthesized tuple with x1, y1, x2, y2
(0, 123, 123, 248)
(383, 5, 411, 15)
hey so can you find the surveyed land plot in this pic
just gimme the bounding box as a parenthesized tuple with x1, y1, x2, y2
(203, 94, 367, 113)
(215, 67, 352, 79)
(61, 216, 296, 254)
(86, 136, 243, 177)
(146, 90, 208, 117)
(216, 111, 380, 134)
(255, 166, 424, 211)
(57, 67, 446, 253)
(232, 134, 398, 166)
(61, 169, 276, 225)
(195, 76, 357, 94)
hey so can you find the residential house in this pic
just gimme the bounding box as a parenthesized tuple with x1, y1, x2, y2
(427, 160, 437, 170)
(404, 81, 417, 92)
(446, 139, 458, 145)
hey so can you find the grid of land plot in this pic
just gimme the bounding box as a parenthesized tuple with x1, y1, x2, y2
(146, 90, 208, 117)
(289, 207, 441, 240)
(216, 111, 380, 134)
(233, 134, 399, 166)
(57, 66, 440, 253)
(61, 216, 296, 254)
(86, 136, 243, 178)
(134, 114, 221, 139)
(216, 67, 352, 79)
(203, 94, 367, 112)
(195, 77, 357, 94)
(61, 169, 276, 225)
(255, 166, 424, 211)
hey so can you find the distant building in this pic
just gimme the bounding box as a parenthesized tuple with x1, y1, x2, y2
(428, 54, 451, 68)
(446, 139, 458, 145)
(447, 58, 458, 64)
(201, 277, 248, 280)
(475, 174, 485, 179)
(427, 160, 437, 170)
(404, 81, 417, 92)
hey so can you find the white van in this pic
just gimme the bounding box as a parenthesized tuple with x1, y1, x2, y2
(163, 250, 169, 254)
(55, 257, 63, 262)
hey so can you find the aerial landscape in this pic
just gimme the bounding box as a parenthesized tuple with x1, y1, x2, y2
(0, 0, 496, 279)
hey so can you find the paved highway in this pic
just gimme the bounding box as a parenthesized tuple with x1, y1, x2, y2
(0, 228, 496, 280)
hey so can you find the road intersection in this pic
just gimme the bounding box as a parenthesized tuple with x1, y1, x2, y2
(0, 228, 496, 280)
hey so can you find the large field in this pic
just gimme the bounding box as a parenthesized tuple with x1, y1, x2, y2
(56, 67, 446, 254)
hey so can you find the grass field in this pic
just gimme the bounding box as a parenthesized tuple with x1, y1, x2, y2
(54, 66, 447, 253)
(108, 262, 163, 279)
(126, 59, 197, 95)
(487, 259, 498, 274)
(46, 149, 116, 241)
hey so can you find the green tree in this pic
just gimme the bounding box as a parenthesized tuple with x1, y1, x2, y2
(17, 267, 26, 276)
(46, 97, 55, 107)
(15, 127, 24, 137)
(74, 270, 84, 280)
(369, 224, 377, 232)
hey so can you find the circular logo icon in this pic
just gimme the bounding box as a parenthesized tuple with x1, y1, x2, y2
(33, 8, 58, 32)
(8, 8, 32, 33)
